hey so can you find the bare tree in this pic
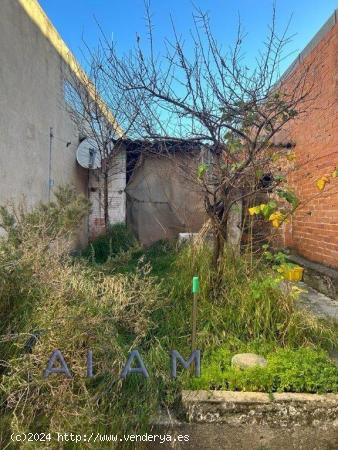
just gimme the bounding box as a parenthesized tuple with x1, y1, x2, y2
(71, 3, 316, 262)
(64, 51, 141, 232)
(103, 4, 316, 264)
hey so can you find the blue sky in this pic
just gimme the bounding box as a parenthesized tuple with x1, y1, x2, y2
(39, 0, 337, 74)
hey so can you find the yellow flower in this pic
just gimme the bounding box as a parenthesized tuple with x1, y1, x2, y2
(316, 175, 330, 191)
(269, 211, 284, 228)
(269, 211, 283, 221)
(259, 204, 267, 211)
(248, 206, 261, 216)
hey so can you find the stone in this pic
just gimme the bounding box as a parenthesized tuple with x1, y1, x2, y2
(231, 353, 267, 369)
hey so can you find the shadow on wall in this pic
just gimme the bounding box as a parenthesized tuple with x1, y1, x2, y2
(126, 154, 206, 246)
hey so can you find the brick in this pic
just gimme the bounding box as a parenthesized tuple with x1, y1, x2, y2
(276, 22, 338, 268)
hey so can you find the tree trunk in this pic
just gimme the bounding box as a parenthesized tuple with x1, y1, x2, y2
(212, 230, 225, 268)
(226, 192, 243, 257)
(103, 171, 109, 233)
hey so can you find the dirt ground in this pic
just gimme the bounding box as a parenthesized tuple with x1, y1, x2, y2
(148, 422, 338, 450)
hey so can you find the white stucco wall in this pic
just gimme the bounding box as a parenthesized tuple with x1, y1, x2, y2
(0, 0, 89, 244)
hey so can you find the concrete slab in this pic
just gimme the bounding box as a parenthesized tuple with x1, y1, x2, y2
(148, 421, 338, 449)
(150, 391, 338, 449)
(180, 390, 338, 426)
(297, 282, 338, 322)
(287, 254, 338, 299)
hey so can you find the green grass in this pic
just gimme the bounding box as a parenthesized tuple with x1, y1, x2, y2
(185, 344, 338, 393)
(105, 239, 177, 278)
(81, 223, 137, 263)
(81, 233, 338, 395)
(92, 236, 338, 395)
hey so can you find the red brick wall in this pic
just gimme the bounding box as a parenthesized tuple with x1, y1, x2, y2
(279, 21, 338, 268)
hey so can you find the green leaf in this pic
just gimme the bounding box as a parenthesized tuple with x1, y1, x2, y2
(261, 201, 277, 219)
(197, 163, 208, 179)
(277, 189, 299, 208)
(274, 174, 286, 182)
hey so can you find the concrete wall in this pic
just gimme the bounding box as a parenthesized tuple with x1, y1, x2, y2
(149, 391, 338, 449)
(0, 0, 89, 244)
(277, 12, 338, 268)
(126, 153, 206, 246)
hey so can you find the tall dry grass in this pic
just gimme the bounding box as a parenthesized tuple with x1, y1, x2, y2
(0, 187, 167, 448)
(173, 241, 338, 349)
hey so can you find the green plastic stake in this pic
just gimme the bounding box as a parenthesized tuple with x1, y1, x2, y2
(192, 276, 200, 293)
(191, 276, 199, 351)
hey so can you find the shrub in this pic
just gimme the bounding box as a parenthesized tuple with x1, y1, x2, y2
(82, 223, 137, 263)
(0, 191, 168, 448)
(0, 186, 90, 352)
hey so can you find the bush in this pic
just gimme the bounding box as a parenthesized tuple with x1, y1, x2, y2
(0, 189, 169, 448)
(0, 186, 90, 354)
(82, 223, 137, 263)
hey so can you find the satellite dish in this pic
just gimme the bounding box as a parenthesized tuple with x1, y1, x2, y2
(76, 138, 101, 169)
